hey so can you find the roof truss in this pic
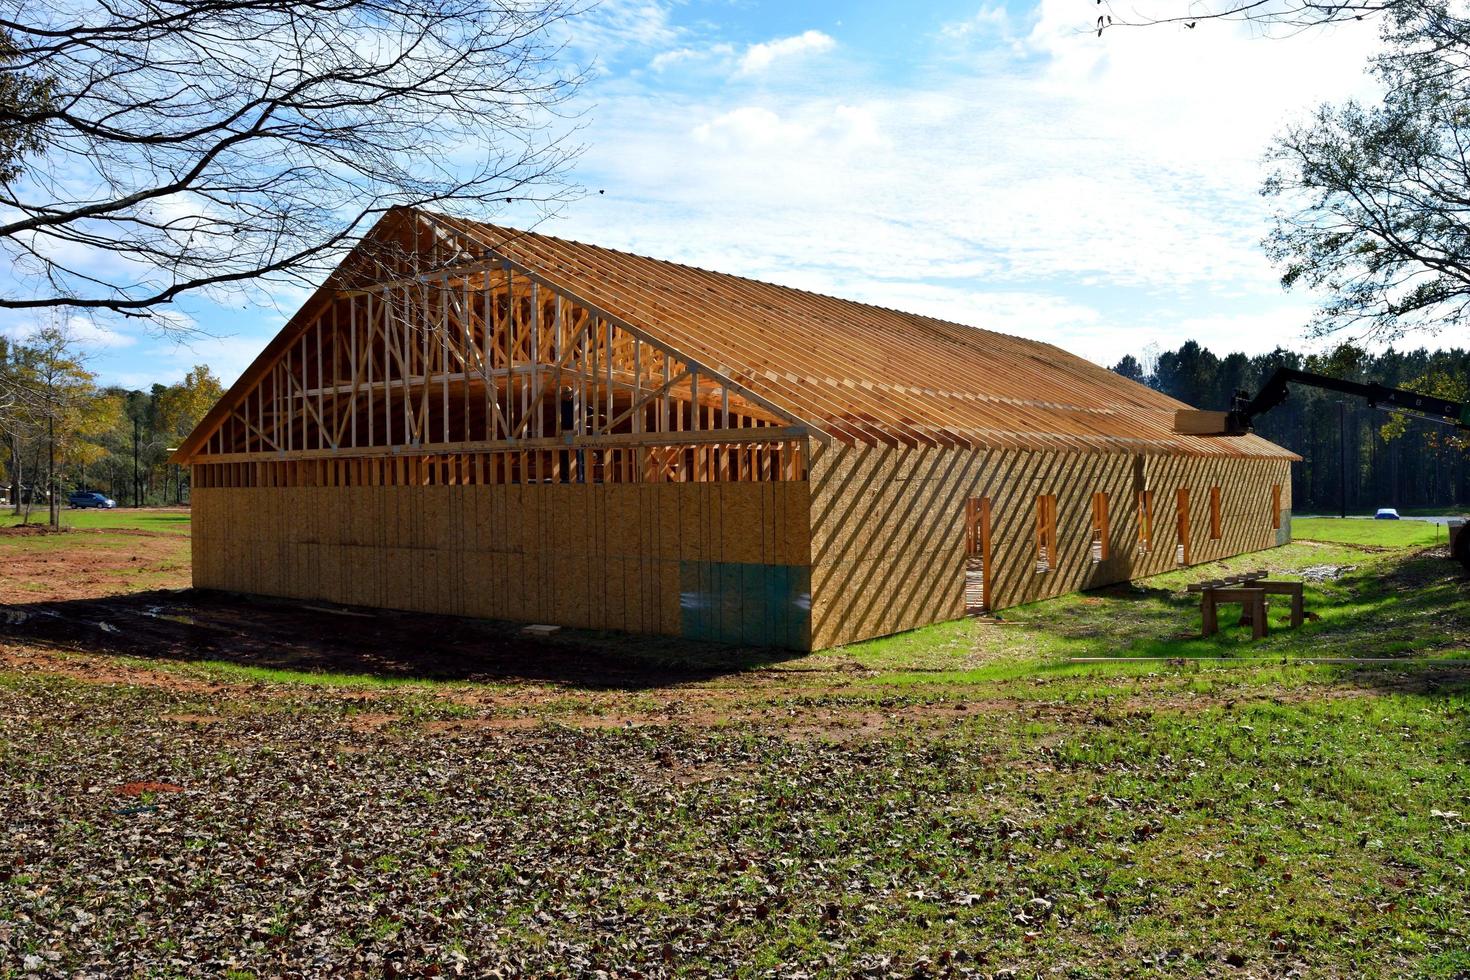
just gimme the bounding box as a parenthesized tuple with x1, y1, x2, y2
(176, 212, 818, 466)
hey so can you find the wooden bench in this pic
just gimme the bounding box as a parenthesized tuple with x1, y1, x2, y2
(1187, 570, 1305, 638)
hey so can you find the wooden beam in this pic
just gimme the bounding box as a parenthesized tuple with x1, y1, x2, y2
(188, 425, 814, 464)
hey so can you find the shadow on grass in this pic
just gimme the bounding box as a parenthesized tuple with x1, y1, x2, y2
(1017, 547, 1470, 663)
(0, 589, 800, 690)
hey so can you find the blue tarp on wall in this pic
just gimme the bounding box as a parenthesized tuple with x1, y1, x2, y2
(678, 561, 811, 649)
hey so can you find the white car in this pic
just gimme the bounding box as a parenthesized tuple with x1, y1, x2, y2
(1373, 507, 1400, 520)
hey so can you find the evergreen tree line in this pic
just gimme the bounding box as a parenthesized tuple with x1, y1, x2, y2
(0, 327, 222, 525)
(1112, 343, 1470, 514)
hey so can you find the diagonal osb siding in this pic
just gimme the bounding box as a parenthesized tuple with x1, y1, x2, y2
(807, 444, 1292, 650)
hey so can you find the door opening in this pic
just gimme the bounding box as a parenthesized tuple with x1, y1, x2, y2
(964, 496, 992, 615)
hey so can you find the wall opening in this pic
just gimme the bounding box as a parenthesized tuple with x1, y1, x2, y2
(1090, 492, 1110, 562)
(1176, 488, 1191, 565)
(1035, 494, 1058, 574)
(190, 441, 807, 489)
(1137, 489, 1154, 554)
(963, 496, 992, 614)
(1209, 485, 1223, 540)
(1271, 484, 1282, 529)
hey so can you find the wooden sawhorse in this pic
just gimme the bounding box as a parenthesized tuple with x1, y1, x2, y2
(1200, 587, 1268, 639)
(1253, 580, 1304, 630)
(1188, 571, 1305, 639)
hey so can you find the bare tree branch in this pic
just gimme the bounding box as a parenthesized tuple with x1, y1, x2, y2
(0, 0, 587, 329)
(1097, 0, 1394, 34)
(1262, 2, 1470, 340)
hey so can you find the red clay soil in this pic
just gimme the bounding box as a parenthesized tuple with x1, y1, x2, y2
(0, 528, 189, 604)
(0, 524, 57, 537)
(114, 781, 186, 796)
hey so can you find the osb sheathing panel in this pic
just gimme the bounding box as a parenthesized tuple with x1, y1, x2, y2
(807, 444, 1291, 650)
(191, 480, 812, 635)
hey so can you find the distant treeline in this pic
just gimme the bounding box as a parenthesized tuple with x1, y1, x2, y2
(2, 329, 222, 518)
(1112, 343, 1470, 514)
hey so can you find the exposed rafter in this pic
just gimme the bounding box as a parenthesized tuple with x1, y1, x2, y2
(175, 206, 1297, 471)
(175, 211, 815, 489)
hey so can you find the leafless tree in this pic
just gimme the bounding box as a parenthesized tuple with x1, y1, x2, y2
(0, 0, 586, 327)
(1095, 0, 1394, 35)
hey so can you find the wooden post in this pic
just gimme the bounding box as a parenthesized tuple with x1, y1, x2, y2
(1201, 587, 1268, 639)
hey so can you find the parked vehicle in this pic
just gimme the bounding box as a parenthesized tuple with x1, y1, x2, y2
(67, 491, 117, 509)
(1373, 508, 1401, 520)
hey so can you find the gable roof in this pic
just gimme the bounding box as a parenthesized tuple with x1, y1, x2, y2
(176, 208, 1297, 461)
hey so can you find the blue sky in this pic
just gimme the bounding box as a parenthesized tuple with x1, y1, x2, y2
(3, 0, 1386, 389)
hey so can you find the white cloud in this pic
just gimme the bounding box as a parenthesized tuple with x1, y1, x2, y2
(736, 30, 836, 76)
(939, 5, 1014, 44)
(691, 103, 883, 153)
(553, 0, 1389, 365)
(835, 282, 1104, 337)
(649, 43, 735, 72)
(0, 314, 136, 351)
(645, 27, 837, 80)
(650, 47, 702, 71)
(566, 0, 679, 63)
(940, 5, 1011, 39)
(68, 319, 137, 350)
(111, 332, 266, 388)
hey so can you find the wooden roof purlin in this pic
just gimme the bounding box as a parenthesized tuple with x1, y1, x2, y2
(428, 210, 1296, 460)
(486, 251, 824, 444)
(175, 207, 1299, 464)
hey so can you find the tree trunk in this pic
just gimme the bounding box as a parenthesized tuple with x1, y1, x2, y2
(21, 444, 40, 524)
(7, 433, 20, 516)
(47, 415, 59, 530)
(132, 414, 140, 508)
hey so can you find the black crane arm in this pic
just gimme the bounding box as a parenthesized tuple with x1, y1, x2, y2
(1224, 367, 1470, 436)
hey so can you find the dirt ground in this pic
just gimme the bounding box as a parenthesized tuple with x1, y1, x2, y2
(3, 576, 1455, 748)
(0, 584, 779, 684)
(5, 517, 1469, 977)
(0, 520, 865, 734)
(0, 518, 190, 604)
(3, 514, 1465, 740)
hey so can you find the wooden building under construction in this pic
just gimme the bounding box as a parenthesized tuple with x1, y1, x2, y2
(173, 208, 1297, 650)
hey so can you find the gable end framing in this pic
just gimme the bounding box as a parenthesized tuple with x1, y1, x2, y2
(175, 233, 827, 485)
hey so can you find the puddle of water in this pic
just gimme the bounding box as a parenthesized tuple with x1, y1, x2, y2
(142, 607, 198, 626)
(1, 608, 68, 627)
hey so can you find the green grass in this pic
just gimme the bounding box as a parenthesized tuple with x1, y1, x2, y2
(123, 657, 487, 691)
(819, 520, 1469, 676)
(1292, 515, 1450, 548)
(0, 664, 1466, 976)
(1, 507, 191, 534)
(0, 531, 150, 554)
(1, 516, 1467, 975)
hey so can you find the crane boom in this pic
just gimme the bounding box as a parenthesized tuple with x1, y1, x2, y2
(1173, 367, 1470, 438)
(1222, 367, 1470, 437)
(1171, 367, 1470, 570)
